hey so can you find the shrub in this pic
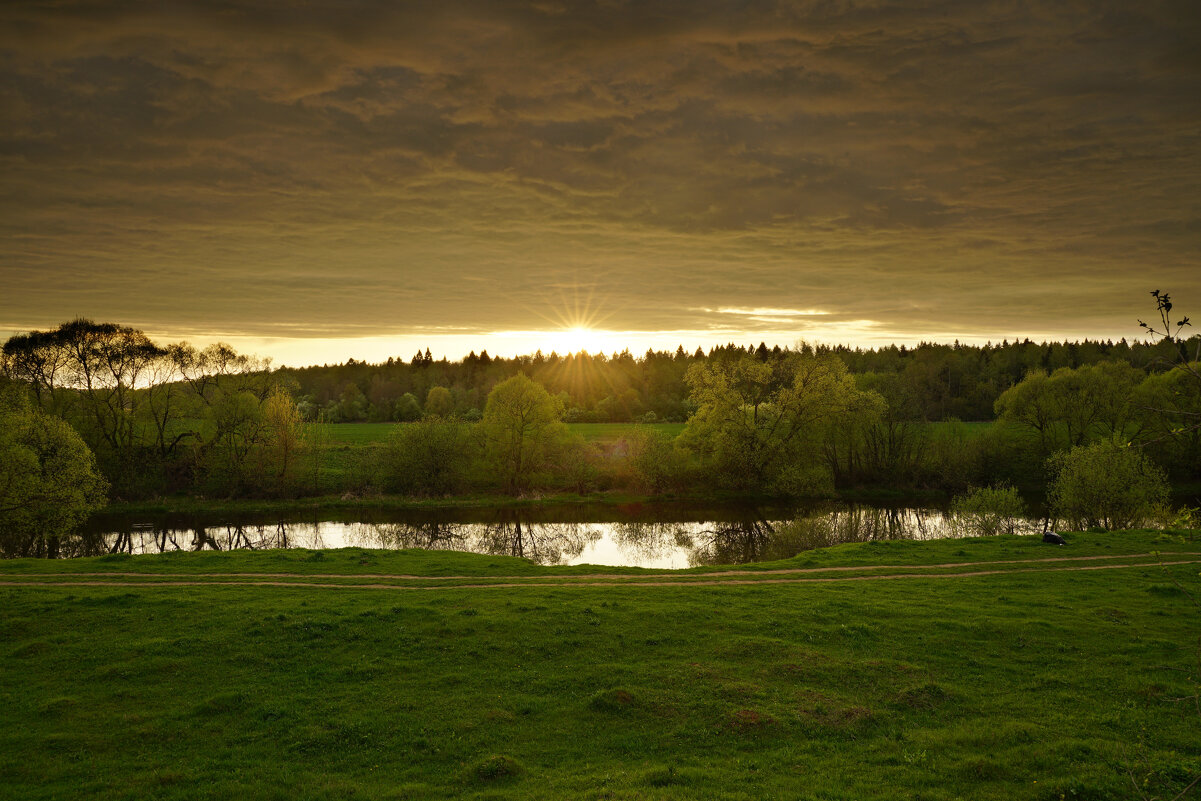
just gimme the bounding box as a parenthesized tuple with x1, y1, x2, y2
(622, 430, 686, 494)
(548, 434, 603, 493)
(0, 383, 108, 557)
(1047, 440, 1170, 531)
(947, 484, 1029, 537)
(377, 418, 472, 496)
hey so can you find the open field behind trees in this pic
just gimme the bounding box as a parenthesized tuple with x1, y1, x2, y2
(324, 421, 973, 446)
(2, 531, 1200, 800)
(324, 421, 688, 446)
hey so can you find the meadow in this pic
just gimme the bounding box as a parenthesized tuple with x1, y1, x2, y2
(2, 529, 1198, 799)
(320, 421, 989, 446)
(320, 421, 688, 446)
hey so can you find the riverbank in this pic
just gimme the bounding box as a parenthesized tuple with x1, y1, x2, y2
(101, 486, 958, 517)
(2, 531, 1199, 799)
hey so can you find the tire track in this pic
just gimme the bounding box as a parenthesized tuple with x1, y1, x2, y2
(2, 556, 1198, 591)
(1, 550, 1195, 584)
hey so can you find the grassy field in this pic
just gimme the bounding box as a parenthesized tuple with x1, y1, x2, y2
(2, 530, 1199, 799)
(318, 420, 986, 447)
(318, 421, 687, 445)
(565, 422, 687, 443)
(925, 420, 995, 439)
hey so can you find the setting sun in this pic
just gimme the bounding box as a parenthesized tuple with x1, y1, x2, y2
(555, 326, 612, 355)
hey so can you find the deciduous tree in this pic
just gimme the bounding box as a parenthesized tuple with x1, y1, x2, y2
(479, 374, 565, 493)
(680, 353, 881, 495)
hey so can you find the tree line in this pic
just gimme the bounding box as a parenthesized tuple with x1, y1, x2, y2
(285, 335, 1191, 426)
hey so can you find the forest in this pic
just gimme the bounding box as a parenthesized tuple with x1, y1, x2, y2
(286, 335, 1189, 425)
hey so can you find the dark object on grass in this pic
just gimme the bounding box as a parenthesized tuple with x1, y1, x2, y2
(1042, 532, 1067, 545)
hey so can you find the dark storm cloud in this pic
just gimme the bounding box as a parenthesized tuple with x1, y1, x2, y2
(1, 0, 1199, 348)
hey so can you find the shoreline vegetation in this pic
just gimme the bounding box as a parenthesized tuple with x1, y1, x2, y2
(99, 486, 961, 518)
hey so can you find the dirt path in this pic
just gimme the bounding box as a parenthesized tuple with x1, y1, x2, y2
(1, 552, 1197, 591)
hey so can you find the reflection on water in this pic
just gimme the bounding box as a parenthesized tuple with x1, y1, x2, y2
(39, 501, 1043, 567)
(615, 505, 1020, 567)
(356, 516, 604, 565)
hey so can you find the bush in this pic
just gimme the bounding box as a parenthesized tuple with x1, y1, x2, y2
(377, 418, 472, 496)
(947, 484, 1029, 537)
(1047, 440, 1170, 531)
(622, 430, 687, 494)
(548, 434, 603, 493)
(0, 383, 108, 556)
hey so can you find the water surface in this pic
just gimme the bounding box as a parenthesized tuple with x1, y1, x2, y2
(74, 501, 1042, 568)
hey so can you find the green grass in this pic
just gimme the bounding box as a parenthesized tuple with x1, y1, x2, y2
(924, 420, 995, 440)
(567, 422, 686, 442)
(317, 420, 981, 448)
(2, 530, 1200, 799)
(316, 421, 686, 445)
(318, 422, 404, 445)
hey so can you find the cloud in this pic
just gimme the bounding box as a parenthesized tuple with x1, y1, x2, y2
(0, 0, 1199, 353)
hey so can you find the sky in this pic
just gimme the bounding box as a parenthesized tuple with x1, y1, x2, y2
(2, 1, 1199, 365)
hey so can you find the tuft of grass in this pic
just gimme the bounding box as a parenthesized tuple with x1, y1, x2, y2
(472, 755, 523, 782)
(643, 766, 698, 787)
(194, 692, 246, 716)
(588, 688, 638, 713)
(36, 697, 76, 716)
(892, 683, 953, 711)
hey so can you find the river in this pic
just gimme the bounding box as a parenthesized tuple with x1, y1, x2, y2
(71, 500, 1044, 568)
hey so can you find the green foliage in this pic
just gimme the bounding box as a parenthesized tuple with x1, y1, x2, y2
(680, 353, 883, 495)
(424, 386, 454, 418)
(479, 374, 567, 493)
(1048, 440, 1171, 531)
(7, 314, 1201, 504)
(948, 484, 1029, 537)
(994, 362, 1143, 454)
(0, 321, 294, 498)
(377, 419, 472, 496)
(394, 392, 422, 422)
(1136, 363, 1201, 479)
(333, 382, 368, 422)
(0, 384, 107, 556)
(546, 433, 604, 494)
(622, 429, 689, 494)
(252, 387, 306, 495)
